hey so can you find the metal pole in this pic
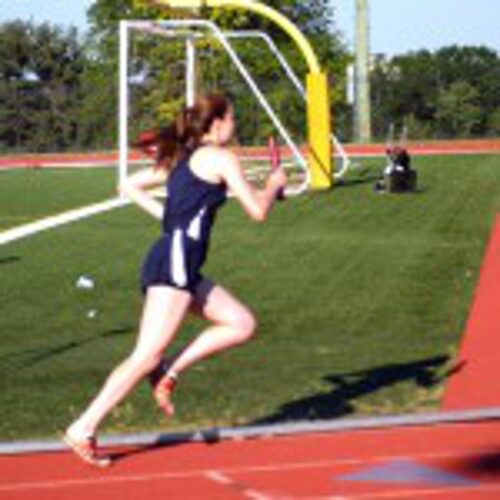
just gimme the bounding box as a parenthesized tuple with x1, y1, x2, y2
(354, 0, 372, 143)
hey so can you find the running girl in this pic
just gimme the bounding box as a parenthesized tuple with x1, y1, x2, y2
(64, 93, 287, 467)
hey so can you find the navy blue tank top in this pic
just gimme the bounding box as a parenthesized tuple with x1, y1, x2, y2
(163, 156, 227, 237)
(140, 154, 227, 293)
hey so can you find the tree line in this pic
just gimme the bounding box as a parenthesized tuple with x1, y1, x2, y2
(370, 46, 500, 140)
(1, 0, 499, 154)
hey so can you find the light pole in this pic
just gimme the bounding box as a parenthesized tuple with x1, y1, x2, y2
(354, 0, 372, 143)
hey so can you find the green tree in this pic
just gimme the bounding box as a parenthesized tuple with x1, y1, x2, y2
(29, 24, 85, 151)
(435, 46, 500, 135)
(488, 108, 500, 136)
(0, 21, 34, 151)
(76, 58, 118, 149)
(0, 21, 84, 152)
(370, 45, 500, 140)
(436, 81, 481, 137)
(85, 0, 348, 146)
(371, 50, 439, 139)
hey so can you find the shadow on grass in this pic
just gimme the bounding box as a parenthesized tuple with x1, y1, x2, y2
(0, 256, 21, 265)
(333, 175, 429, 198)
(252, 355, 450, 425)
(0, 327, 132, 373)
(104, 355, 455, 464)
(335, 172, 380, 188)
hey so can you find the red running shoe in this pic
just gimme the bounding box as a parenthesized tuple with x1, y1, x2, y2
(149, 361, 177, 417)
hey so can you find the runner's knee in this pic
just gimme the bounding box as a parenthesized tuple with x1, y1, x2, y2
(128, 350, 163, 377)
(230, 308, 257, 344)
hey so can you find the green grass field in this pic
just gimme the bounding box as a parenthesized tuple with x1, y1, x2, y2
(0, 154, 499, 441)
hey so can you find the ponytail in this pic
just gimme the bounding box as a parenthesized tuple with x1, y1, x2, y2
(134, 93, 231, 172)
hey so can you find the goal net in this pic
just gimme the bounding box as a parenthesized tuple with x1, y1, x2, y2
(119, 19, 346, 196)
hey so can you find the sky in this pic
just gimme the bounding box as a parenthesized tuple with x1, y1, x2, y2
(333, 0, 500, 56)
(0, 0, 499, 56)
(0, 1, 93, 32)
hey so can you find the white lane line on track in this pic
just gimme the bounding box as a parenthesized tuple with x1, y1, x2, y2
(205, 471, 272, 500)
(0, 449, 496, 493)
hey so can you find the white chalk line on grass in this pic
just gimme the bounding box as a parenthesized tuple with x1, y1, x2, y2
(0, 197, 129, 246)
(0, 449, 496, 494)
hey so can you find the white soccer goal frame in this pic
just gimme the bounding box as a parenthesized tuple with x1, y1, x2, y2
(119, 19, 310, 195)
(222, 30, 351, 179)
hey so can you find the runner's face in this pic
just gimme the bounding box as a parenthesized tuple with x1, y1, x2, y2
(215, 107, 235, 145)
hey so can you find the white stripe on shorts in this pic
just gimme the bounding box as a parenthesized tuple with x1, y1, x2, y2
(171, 228, 188, 287)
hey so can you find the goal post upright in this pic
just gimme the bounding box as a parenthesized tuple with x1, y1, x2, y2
(185, 36, 197, 107)
(142, 0, 333, 190)
(119, 21, 130, 192)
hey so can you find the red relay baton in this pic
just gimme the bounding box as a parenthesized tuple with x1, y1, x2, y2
(268, 136, 285, 200)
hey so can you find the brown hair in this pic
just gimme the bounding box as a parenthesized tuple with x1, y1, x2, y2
(135, 93, 231, 171)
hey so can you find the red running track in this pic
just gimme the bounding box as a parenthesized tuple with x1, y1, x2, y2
(443, 215, 500, 411)
(1, 420, 500, 499)
(2, 143, 500, 499)
(0, 139, 499, 169)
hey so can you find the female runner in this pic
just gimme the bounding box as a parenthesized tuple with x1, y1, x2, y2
(64, 93, 287, 466)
